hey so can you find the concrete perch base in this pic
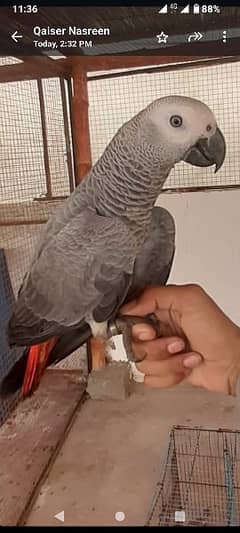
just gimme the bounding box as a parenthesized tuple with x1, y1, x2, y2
(86, 361, 132, 400)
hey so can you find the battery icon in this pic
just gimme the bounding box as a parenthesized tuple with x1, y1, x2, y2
(193, 3, 200, 13)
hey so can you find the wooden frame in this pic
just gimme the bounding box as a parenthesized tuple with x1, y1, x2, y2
(1, 54, 239, 84)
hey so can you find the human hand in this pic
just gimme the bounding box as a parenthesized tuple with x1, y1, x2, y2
(121, 284, 240, 395)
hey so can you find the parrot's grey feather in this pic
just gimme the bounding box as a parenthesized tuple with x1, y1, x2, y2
(127, 206, 175, 300)
(8, 206, 175, 347)
(9, 209, 137, 337)
(49, 206, 176, 364)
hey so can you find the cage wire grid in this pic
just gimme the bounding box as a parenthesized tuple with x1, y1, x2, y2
(146, 426, 240, 527)
(0, 68, 75, 424)
(88, 60, 240, 190)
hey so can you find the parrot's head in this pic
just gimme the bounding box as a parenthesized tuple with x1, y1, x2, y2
(144, 95, 226, 173)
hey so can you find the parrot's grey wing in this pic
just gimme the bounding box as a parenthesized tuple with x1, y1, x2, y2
(113, 206, 175, 360)
(126, 206, 175, 301)
(9, 209, 136, 341)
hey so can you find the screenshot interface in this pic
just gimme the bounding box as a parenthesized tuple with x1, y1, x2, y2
(0, 1, 240, 528)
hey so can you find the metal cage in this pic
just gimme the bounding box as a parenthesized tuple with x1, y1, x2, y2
(146, 426, 240, 527)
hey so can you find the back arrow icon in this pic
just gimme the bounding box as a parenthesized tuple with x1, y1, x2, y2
(11, 31, 23, 43)
(54, 511, 64, 523)
(188, 32, 203, 42)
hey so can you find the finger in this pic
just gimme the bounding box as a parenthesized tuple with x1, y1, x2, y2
(120, 284, 181, 317)
(132, 323, 157, 341)
(141, 354, 192, 388)
(144, 372, 188, 388)
(136, 352, 186, 376)
(143, 352, 202, 389)
(132, 336, 186, 362)
(132, 319, 180, 343)
(137, 351, 202, 375)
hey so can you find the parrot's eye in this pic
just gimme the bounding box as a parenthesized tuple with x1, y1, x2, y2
(170, 115, 183, 128)
(206, 124, 212, 132)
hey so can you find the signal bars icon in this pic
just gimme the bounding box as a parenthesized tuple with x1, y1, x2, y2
(158, 4, 168, 13)
(180, 5, 190, 13)
(158, 4, 191, 14)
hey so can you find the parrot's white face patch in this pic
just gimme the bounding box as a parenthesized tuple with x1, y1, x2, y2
(147, 95, 217, 152)
(85, 315, 108, 338)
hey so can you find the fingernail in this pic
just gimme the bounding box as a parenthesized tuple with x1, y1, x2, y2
(138, 331, 152, 340)
(132, 325, 154, 340)
(183, 354, 202, 368)
(131, 325, 151, 340)
(168, 340, 185, 353)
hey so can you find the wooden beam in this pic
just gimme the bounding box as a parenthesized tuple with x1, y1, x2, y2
(65, 53, 240, 74)
(0, 57, 71, 83)
(1, 54, 238, 84)
(0, 219, 48, 226)
(71, 58, 92, 184)
(75, 55, 199, 72)
(88, 55, 240, 82)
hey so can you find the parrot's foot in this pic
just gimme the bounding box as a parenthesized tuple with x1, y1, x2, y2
(108, 314, 161, 363)
(91, 337, 107, 370)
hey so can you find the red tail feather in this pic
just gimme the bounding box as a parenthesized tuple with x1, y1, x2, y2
(22, 337, 57, 398)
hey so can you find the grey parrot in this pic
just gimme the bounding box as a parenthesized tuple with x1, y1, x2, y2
(1, 95, 226, 398)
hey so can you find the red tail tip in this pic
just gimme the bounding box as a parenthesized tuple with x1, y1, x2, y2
(21, 337, 57, 399)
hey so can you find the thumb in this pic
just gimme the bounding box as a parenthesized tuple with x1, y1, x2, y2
(121, 285, 179, 317)
(120, 285, 164, 316)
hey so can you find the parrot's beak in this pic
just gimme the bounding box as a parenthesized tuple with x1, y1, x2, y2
(185, 128, 226, 173)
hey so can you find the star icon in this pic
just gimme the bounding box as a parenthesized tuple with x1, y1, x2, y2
(156, 31, 169, 44)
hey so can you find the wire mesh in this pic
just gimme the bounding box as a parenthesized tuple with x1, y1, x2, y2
(0, 249, 23, 426)
(0, 75, 73, 290)
(146, 426, 240, 527)
(0, 77, 72, 205)
(0, 79, 46, 203)
(0, 64, 74, 424)
(88, 60, 240, 190)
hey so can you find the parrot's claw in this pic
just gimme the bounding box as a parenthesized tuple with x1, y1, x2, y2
(107, 314, 161, 363)
(108, 338, 116, 350)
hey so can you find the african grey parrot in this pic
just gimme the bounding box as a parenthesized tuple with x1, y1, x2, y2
(1, 95, 226, 398)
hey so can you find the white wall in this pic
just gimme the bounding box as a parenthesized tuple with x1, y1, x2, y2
(111, 188, 240, 369)
(158, 189, 240, 325)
